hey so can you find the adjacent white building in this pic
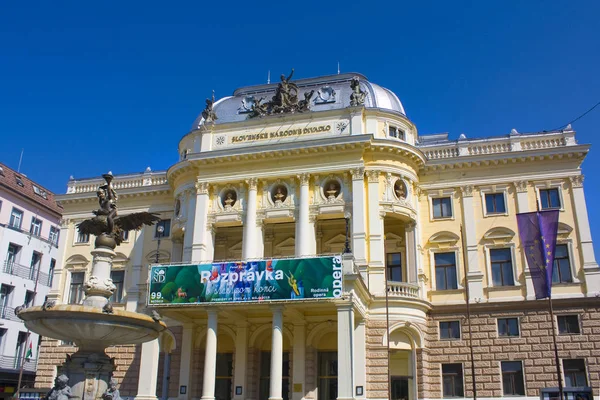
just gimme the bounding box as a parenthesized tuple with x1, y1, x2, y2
(0, 163, 62, 395)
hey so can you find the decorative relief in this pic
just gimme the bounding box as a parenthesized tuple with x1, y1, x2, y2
(84, 275, 116, 297)
(215, 136, 226, 146)
(246, 178, 258, 191)
(195, 181, 210, 194)
(366, 170, 379, 183)
(514, 180, 528, 193)
(460, 185, 473, 197)
(314, 86, 336, 104)
(297, 173, 310, 186)
(350, 167, 364, 180)
(570, 175, 584, 188)
(336, 121, 349, 134)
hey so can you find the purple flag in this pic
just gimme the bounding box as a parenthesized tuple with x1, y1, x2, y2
(516, 211, 559, 299)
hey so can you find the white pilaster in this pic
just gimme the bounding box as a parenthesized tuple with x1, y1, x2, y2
(570, 176, 600, 295)
(185, 182, 210, 262)
(353, 319, 366, 400)
(296, 174, 311, 257)
(405, 223, 417, 284)
(269, 306, 284, 400)
(366, 170, 385, 293)
(242, 178, 258, 260)
(233, 322, 248, 400)
(178, 324, 194, 400)
(460, 185, 484, 300)
(292, 322, 306, 400)
(337, 304, 355, 400)
(351, 168, 367, 266)
(48, 219, 71, 302)
(135, 338, 160, 400)
(201, 310, 218, 400)
(126, 227, 146, 311)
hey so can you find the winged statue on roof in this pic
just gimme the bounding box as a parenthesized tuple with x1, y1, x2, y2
(77, 173, 160, 246)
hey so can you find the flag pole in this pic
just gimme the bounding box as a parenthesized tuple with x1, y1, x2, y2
(460, 225, 477, 400)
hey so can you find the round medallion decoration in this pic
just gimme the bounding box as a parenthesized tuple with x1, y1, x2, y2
(271, 184, 288, 205)
(216, 136, 226, 146)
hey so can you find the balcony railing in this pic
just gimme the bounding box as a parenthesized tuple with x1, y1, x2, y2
(1, 223, 59, 248)
(0, 355, 37, 372)
(0, 306, 21, 322)
(387, 281, 420, 299)
(3, 261, 51, 286)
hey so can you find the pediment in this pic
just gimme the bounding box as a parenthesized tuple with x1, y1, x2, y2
(557, 223, 573, 236)
(65, 254, 90, 266)
(483, 227, 515, 241)
(229, 240, 243, 251)
(384, 232, 403, 248)
(428, 231, 460, 245)
(275, 237, 296, 251)
(113, 252, 130, 264)
(146, 250, 171, 263)
(324, 233, 347, 246)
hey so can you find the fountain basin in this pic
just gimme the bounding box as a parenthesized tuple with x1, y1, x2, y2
(19, 305, 166, 351)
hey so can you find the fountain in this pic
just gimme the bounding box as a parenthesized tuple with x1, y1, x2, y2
(18, 173, 167, 400)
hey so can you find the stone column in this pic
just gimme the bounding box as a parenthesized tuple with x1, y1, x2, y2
(351, 168, 367, 266)
(242, 178, 258, 260)
(171, 238, 184, 263)
(366, 170, 385, 293)
(161, 352, 171, 400)
(126, 227, 146, 311)
(405, 223, 417, 284)
(135, 338, 161, 400)
(337, 304, 355, 400)
(269, 306, 284, 400)
(201, 310, 219, 400)
(292, 321, 306, 400)
(185, 182, 210, 262)
(296, 174, 311, 257)
(515, 181, 536, 300)
(353, 319, 366, 399)
(460, 185, 484, 300)
(570, 176, 600, 295)
(178, 324, 194, 400)
(233, 322, 248, 400)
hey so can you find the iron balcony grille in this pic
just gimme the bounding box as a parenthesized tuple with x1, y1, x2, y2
(3, 261, 51, 286)
(0, 355, 37, 372)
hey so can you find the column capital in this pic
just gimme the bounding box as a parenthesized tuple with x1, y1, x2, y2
(350, 167, 365, 180)
(514, 180, 528, 193)
(246, 178, 258, 190)
(570, 175, 584, 188)
(297, 173, 310, 186)
(366, 169, 379, 183)
(195, 181, 210, 194)
(459, 185, 474, 197)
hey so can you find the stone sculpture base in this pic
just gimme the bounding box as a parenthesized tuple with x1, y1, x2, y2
(59, 350, 114, 400)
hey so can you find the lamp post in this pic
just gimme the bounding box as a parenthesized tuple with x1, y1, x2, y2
(343, 212, 351, 254)
(155, 225, 164, 264)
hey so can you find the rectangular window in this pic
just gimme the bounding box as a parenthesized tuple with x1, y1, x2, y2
(155, 219, 171, 238)
(553, 244, 572, 283)
(15, 176, 24, 187)
(15, 332, 27, 368)
(563, 359, 587, 387)
(9, 208, 23, 229)
(498, 317, 520, 337)
(24, 291, 34, 307)
(389, 126, 398, 138)
(432, 197, 452, 219)
(540, 188, 561, 209)
(386, 253, 403, 282)
(110, 270, 125, 303)
(439, 321, 461, 340)
(30, 218, 42, 236)
(557, 315, 580, 334)
(501, 361, 525, 395)
(442, 363, 464, 397)
(490, 248, 515, 286)
(69, 272, 85, 304)
(49, 226, 60, 247)
(76, 231, 90, 244)
(0, 285, 13, 314)
(6, 243, 21, 267)
(32, 185, 48, 199)
(30, 252, 42, 280)
(48, 259, 56, 287)
(121, 230, 129, 242)
(435, 252, 458, 290)
(485, 193, 506, 214)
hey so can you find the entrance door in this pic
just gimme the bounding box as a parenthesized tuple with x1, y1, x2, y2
(215, 353, 233, 400)
(317, 351, 337, 400)
(391, 377, 410, 400)
(258, 351, 290, 400)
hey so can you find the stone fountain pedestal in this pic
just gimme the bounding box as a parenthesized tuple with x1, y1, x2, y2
(18, 234, 166, 400)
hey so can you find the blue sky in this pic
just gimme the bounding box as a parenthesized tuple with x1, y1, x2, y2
(1, 1, 600, 250)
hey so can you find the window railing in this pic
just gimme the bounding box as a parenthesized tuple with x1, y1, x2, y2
(1, 223, 59, 248)
(3, 260, 51, 286)
(387, 281, 420, 298)
(0, 306, 22, 322)
(0, 355, 37, 372)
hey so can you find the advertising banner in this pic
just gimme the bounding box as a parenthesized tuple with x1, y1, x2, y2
(148, 255, 343, 305)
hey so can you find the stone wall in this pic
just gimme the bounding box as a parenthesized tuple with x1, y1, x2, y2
(424, 301, 600, 398)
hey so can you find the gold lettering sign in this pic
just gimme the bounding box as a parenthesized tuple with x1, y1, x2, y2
(231, 124, 332, 144)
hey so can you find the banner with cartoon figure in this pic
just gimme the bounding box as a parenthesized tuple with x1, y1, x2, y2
(148, 256, 343, 305)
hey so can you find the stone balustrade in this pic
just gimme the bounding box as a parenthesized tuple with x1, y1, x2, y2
(387, 281, 420, 298)
(66, 171, 168, 194)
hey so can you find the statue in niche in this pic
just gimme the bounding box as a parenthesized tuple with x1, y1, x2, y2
(273, 187, 286, 206)
(326, 183, 339, 201)
(350, 76, 366, 107)
(47, 374, 77, 400)
(223, 192, 235, 210)
(201, 92, 218, 123)
(394, 180, 407, 200)
(102, 378, 122, 400)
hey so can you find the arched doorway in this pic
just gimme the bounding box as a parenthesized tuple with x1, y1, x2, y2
(316, 331, 337, 400)
(388, 330, 416, 400)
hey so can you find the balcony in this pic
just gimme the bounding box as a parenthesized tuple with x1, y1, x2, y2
(1, 223, 59, 248)
(387, 281, 420, 299)
(3, 261, 51, 286)
(0, 355, 37, 372)
(0, 306, 21, 322)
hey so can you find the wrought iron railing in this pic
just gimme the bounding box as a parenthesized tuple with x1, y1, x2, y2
(0, 306, 21, 322)
(0, 355, 37, 372)
(3, 261, 51, 286)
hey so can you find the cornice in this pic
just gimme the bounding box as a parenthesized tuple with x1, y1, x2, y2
(56, 185, 172, 204)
